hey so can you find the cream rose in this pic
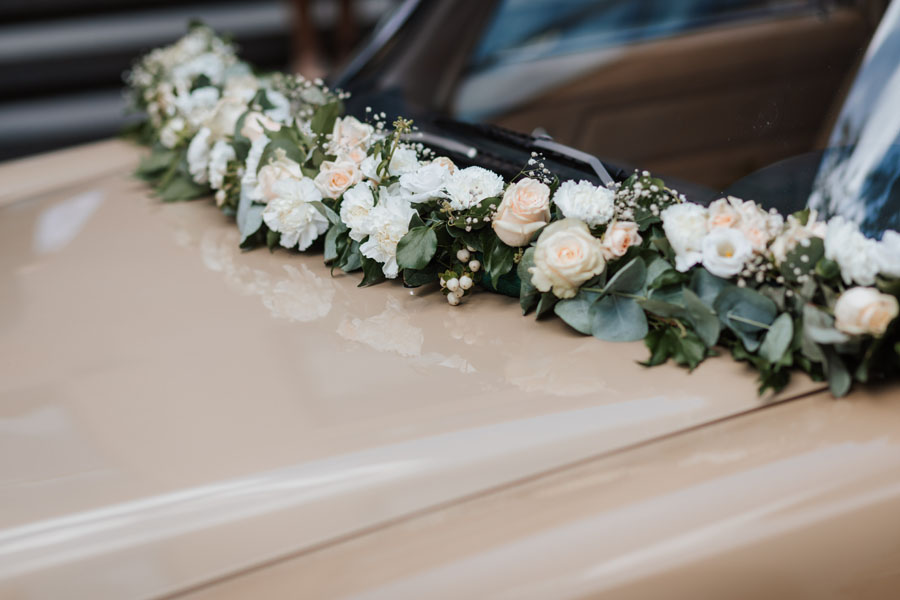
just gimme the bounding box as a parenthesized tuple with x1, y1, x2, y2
(492, 178, 551, 247)
(253, 151, 303, 203)
(529, 218, 606, 299)
(241, 111, 281, 142)
(601, 221, 642, 260)
(707, 197, 740, 229)
(329, 116, 374, 152)
(834, 287, 899, 336)
(314, 159, 362, 199)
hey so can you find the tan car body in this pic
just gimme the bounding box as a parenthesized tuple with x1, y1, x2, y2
(0, 141, 897, 599)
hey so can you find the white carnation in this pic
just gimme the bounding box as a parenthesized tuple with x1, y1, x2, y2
(359, 191, 418, 279)
(207, 140, 236, 190)
(341, 182, 377, 242)
(442, 166, 504, 211)
(262, 177, 328, 251)
(661, 202, 709, 272)
(552, 180, 615, 227)
(825, 216, 879, 285)
(187, 127, 212, 184)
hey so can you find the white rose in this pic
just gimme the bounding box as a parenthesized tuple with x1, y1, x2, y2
(529, 218, 606, 299)
(253, 151, 303, 203)
(443, 166, 505, 211)
(491, 178, 551, 247)
(601, 221, 642, 260)
(359, 191, 418, 279)
(340, 182, 377, 242)
(735, 198, 781, 252)
(207, 140, 235, 190)
(186, 127, 212, 184)
(241, 112, 281, 142)
(387, 147, 420, 177)
(874, 230, 900, 278)
(700, 227, 753, 278)
(661, 202, 709, 272)
(314, 159, 362, 199)
(825, 216, 879, 285)
(329, 116, 374, 153)
(398, 161, 453, 203)
(552, 180, 615, 227)
(834, 287, 899, 336)
(262, 177, 328, 251)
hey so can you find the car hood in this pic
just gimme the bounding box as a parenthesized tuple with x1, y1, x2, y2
(0, 140, 824, 599)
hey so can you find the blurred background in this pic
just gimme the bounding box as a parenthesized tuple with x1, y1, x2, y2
(0, 0, 400, 161)
(1, 0, 895, 225)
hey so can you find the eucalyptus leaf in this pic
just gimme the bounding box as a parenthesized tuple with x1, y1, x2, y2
(591, 295, 648, 342)
(713, 286, 777, 352)
(683, 288, 720, 347)
(823, 347, 852, 397)
(554, 294, 595, 334)
(690, 268, 728, 307)
(604, 257, 646, 295)
(310, 101, 342, 137)
(237, 187, 264, 245)
(310, 200, 341, 225)
(803, 304, 850, 344)
(759, 313, 793, 363)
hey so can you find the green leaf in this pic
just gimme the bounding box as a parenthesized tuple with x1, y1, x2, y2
(536, 292, 558, 318)
(335, 237, 362, 273)
(591, 295, 648, 342)
(690, 268, 729, 307)
(359, 255, 386, 286)
(683, 288, 721, 347)
(604, 257, 646, 295)
(713, 286, 777, 352)
(157, 172, 206, 202)
(518, 247, 539, 315)
(311, 201, 341, 225)
(237, 187, 264, 246)
(554, 294, 595, 334)
(310, 101, 342, 137)
(759, 313, 793, 363)
(638, 297, 686, 319)
(485, 238, 515, 285)
(136, 146, 176, 179)
(803, 304, 850, 344)
(396, 227, 438, 270)
(258, 126, 306, 171)
(266, 229, 280, 251)
(823, 347, 852, 397)
(403, 267, 438, 287)
(323, 222, 347, 263)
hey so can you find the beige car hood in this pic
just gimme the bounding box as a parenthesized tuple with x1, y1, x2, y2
(0, 141, 823, 599)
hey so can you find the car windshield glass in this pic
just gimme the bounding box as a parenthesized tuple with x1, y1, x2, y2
(450, 0, 898, 235)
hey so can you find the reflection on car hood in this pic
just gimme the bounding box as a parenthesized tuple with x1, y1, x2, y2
(0, 140, 823, 599)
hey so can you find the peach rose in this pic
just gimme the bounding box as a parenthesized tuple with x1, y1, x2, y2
(707, 197, 740, 229)
(330, 116, 374, 152)
(834, 287, 899, 336)
(430, 156, 457, 174)
(529, 218, 606, 299)
(314, 159, 362, 199)
(492, 178, 551, 247)
(601, 221, 642, 260)
(253, 151, 303, 203)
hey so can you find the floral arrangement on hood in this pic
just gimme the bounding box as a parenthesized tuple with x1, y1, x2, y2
(126, 26, 900, 397)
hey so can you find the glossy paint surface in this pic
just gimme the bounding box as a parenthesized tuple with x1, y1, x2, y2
(185, 387, 900, 600)
(0, 141, 823, 598)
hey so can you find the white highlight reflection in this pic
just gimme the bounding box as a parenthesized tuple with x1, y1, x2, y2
(33, 190, 103, 254)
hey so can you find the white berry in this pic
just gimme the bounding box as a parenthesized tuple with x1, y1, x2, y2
(447, 292, 460, 306)
(468, 260, 481, 272)
(457, 249, 471, 262)
(459, 275, 473, 290)
(446, 277, 460, 292)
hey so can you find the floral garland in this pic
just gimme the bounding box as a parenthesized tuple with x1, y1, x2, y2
(126, 26, 900, 397)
